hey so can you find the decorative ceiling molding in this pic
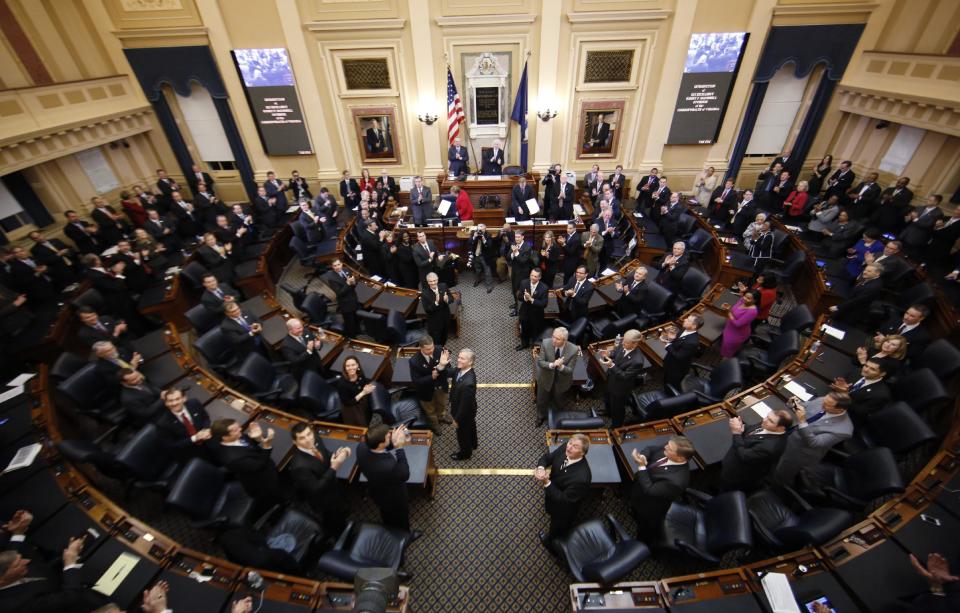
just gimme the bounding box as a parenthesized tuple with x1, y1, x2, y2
(435, 14, 536, 26)
(772, 2, 880, 18)
(305, 18, 405, 31)
(566, 10, 671, 24)
(112, 25, 208, 40)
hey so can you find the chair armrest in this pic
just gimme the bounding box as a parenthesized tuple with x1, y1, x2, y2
(252, 504, 283, 531)
(824, 447, 851, 461)
(685, 488, 713, 505)
(606, 514, 632, 542)
(747, 509, 783, 548)
(747, 355, 774, 370)
(690, 362, 714, 376)
(693, 390, 716, 405)
(822, 486, 864, 509)
(674, 538, 718, 563)
(665, 383, 682, 397)
(778, 484, 814, 512)
(333, 521, 354, 550)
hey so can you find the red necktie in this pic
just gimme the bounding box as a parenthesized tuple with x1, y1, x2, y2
(651, 456, 669, 468)
(179, 412, 197, 437)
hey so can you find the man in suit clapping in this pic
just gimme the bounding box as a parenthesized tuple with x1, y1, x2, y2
(534, 327, 580, 427)
(536, 433, 592, 552)
(628, 436, 695, 541)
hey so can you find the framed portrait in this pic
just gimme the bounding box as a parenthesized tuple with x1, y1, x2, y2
(576, 100, 625, 160)
(351, 106, 401, 164)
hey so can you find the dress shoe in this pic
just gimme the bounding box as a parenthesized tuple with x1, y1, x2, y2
(509, 308, 518, 317)
(474, 279, 481, 287)
(431, 429, 442, 436)
(450, 452, 471, 460)
(439, 416, 454, 424)
(409, 530, 424, 543)
(538, 531, 557, 554)
(487, 287, 493, 294)
(535, 417, 545, 427)
(515, 343, 529, 351)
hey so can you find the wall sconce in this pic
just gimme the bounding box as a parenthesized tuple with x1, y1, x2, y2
(418, 113, 439, 125)
(537, 109, 558, 121)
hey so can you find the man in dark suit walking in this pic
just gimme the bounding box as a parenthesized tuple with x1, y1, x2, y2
(356, 424, 421, 538)
(288, 422, 351, 537)
(720, 409, 793, 491)
(661, 313, 703, 391)
(409, 336, 452, 434)
(628, 436, 695, 541)
(323, 259, 359, 337)
(517, 268, 548, 350)
(536, 433, 592, 550)
(597, 329, 648, 428)
(448, 348, 478, 460)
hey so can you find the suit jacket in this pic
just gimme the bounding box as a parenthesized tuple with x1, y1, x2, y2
(216, 439, 282, 500)
(616, 279, 649, 315)
(30, 239, 73, 268)
(608, 173, 626, 201)
(880, 317, 930, 361)
(587, 121, 610, 147)
(774, 399, 853, 482)
(848, 181, 881, 206)
(511, 184, 535, 220)
(872, 253, 911, 288)
(708, 186, 738, 223)
(825, 169, 855, 199)
(324, 270, 359, 313)
(169, 203, 203, 238)
(359, 228, 384, 275)
(508, 242, 533, 276)
(929, 218, 960, 261)
(629, 446, 690, 527)
(366, 127, 388, 152)
(730, 200, 758, 235)
(216, 527, 300, 575)
(448, 146, 469, 175)
(581, 231, 603, 275)
(0, 565, 104, 613)
(517, 279, 548, 322)
(561, 231, 582, 275)
(562, 277, 593, 321)
(721, 427, 788, 489)
(832, 277, 883, 321)
(264, 179, 289, 209)
(538, 442, 592, 522)
(187, 170, 214, 193)
(356, 443, 409, 511)
(253, 195, 282, 228)
(411, 240, 439, 277)
(420, 283, 453, 334)
(279, 331, 323, 378)
(64, 221, 100, 254)
(848, 379, 892, 420)
(375, 176, 397, 198)
(535, 340, 579, 394)
(483, 148, 504, 175)
(120, 382, 163, 421)
(409, 347, 450, 401)
(549, 183, 574, 217)
(196, 244, 234, 281)
(449, 367, 477, 425)
(219, 313, 263, 358)
(900, 207, 944, 248)
(76, 316, 129, 351)
(153, 400, 211, 453)
(663, 332, 700, 390)
(409, 186, 433, 225)
(636, 175, 660, 202)
(606, 346, 646, 398)
(200, 283, 240, 313)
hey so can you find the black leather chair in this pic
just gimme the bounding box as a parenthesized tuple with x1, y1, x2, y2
(913, 339, 960, 382)
(858, 402, 937, 454)
(356, 309, 386, 342)
(737, 330, 800, 381)
(70, 287, 105, 311)
(57, 364, 126, 426)
(674, 267, 712, 311)
(675, 214, 697, 239)
(289, 235, 325, 279)
(193, 327, 241, 374)
(628, 391, 699, 422)
(280, 282, 308, 312)
(315, 521, 413, 581)
(235, 352, 298, 405)
(113, 423, 181, 495)
(55, 439, 129, 480)
(547, 407, 604, 430)
(298, 370, 342, 422)
(301, 292, 337, 329)
(49, 352, 88, 381)
(165, 457, 255, 529)
(179, 261, 210, 290)
(765, 250, 806, 286)
(747, 486, 852, 550)
(751, 304, 813, 349)
(798, 447, 905, 510)
(384, 310, 425, 347)
(893, 368, 950, 413)
(185, 303, 221, 335)
(369, 384, 431, 430)
(254, 507, 321, 566)
(556, 515, 651, 584)
(658, 490, 752, 562)
(685, 229, 713, 261)
(635, 283, 674, 329)
(871, 282, 936, 322)
(678, 359, 743, 404)
(589, 314, 637, 342)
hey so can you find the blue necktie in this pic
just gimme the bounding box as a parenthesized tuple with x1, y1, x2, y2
(849, 379, 865, 392)
(806, 411, 825, 424)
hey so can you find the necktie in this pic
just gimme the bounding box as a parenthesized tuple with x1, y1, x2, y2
(95, 321, 107, 332)
(561, 459, 569, 471)
(214, 289, 223, 299)
(554, 346, 560, 361)
(297, 336, 305, 346)
(898, 324, 907, 334)
(850, 379, 866, 392)
(806, 411, 825, 424)
(340, 270, 348, 279)
(651, 456, 669, 468)
(574, 281, 582, 295)
(179, 412, 197, 437)
(236, 317, 251, 331)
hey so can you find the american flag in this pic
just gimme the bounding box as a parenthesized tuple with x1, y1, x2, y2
(446, 68, 464, 146)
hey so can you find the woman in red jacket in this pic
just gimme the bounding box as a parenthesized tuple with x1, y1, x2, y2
(783, 180, 810, 219)
(453, 185, 473, 221)
(358, 168, 376, 193)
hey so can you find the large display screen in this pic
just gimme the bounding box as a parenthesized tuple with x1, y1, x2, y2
(231, 48, 312, 155)
(666, 32, 748, 145)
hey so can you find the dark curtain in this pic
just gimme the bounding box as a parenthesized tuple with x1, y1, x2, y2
(123, 46, 257, 201)
(726, 82, 768, 182)
(789, 76, 838, 179)
(3, 171, 54, 231)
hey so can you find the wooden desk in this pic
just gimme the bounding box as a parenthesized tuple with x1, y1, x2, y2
(161, 546, 243, 613)
(316, 582, 410, 612)
(745, 549, 862, 613)
(369, 285, 420, 316)
(876, 486, 960, 561)
(613, 420, 699, 473)
(661, 568, 762, 612)
(327, 340, 392, 382)
(547, 429, 620, 485)
(673, 406, 735, 467)
(234, 569, 319, 611)
(569, 581, 665, 611)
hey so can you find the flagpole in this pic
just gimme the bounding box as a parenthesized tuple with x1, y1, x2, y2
(452, 63, 480, 178)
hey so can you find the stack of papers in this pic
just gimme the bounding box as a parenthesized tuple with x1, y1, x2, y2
(821, 324, 845, 340)
(783, 381, 813, 401)
(3, 443, 41, 473)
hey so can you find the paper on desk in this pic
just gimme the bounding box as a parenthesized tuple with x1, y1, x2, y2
(760, 572, 801, 613)
(505, 217, 516, 224)
(93, 552, 141, 597)
(821, 324, 845, 340)
(285, 205, 299, 213)
(526, 198, 540, 215)
(783, 381, 813, 402)
(573, 205, 585, 216)
(0, 385, 24, 404)
(751, 401, 773, 419)
(369, 275, 383, 282)
(3, 442, 40, 473)
(437, 200, 451, 216)
(600, 267, 618, 277)
(518, 220, 534, 226)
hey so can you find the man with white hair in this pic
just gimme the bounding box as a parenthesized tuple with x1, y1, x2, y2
(656, 241, 689, 290)
(534, 327, 580, 427)
(486, 139, 504, 175)
(421, 272, 454, 346)
(448, 348, 478, 460)
(279, 318, 326, 379)
(597, 329, 648, 427)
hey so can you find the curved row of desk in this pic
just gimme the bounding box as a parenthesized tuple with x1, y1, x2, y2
(12, 187, 960, 612)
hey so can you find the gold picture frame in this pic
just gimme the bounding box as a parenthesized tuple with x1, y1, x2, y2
(352, 106, 401, 164)
(577, 100, 625, 160)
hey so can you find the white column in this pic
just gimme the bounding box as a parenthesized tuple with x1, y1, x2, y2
(274, 0, 340, 178)
(531, 0, 562, 172)
(407, 0, 442, 177)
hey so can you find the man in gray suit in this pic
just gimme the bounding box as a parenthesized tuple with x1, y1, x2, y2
(534, 327, 580, 427)
(772, 391, 854, 485)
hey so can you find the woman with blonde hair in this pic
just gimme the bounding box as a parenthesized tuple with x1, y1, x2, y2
(783, 180, 810, 219)
(539, 230, 560, 288)
(695, 166, 718, 205)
